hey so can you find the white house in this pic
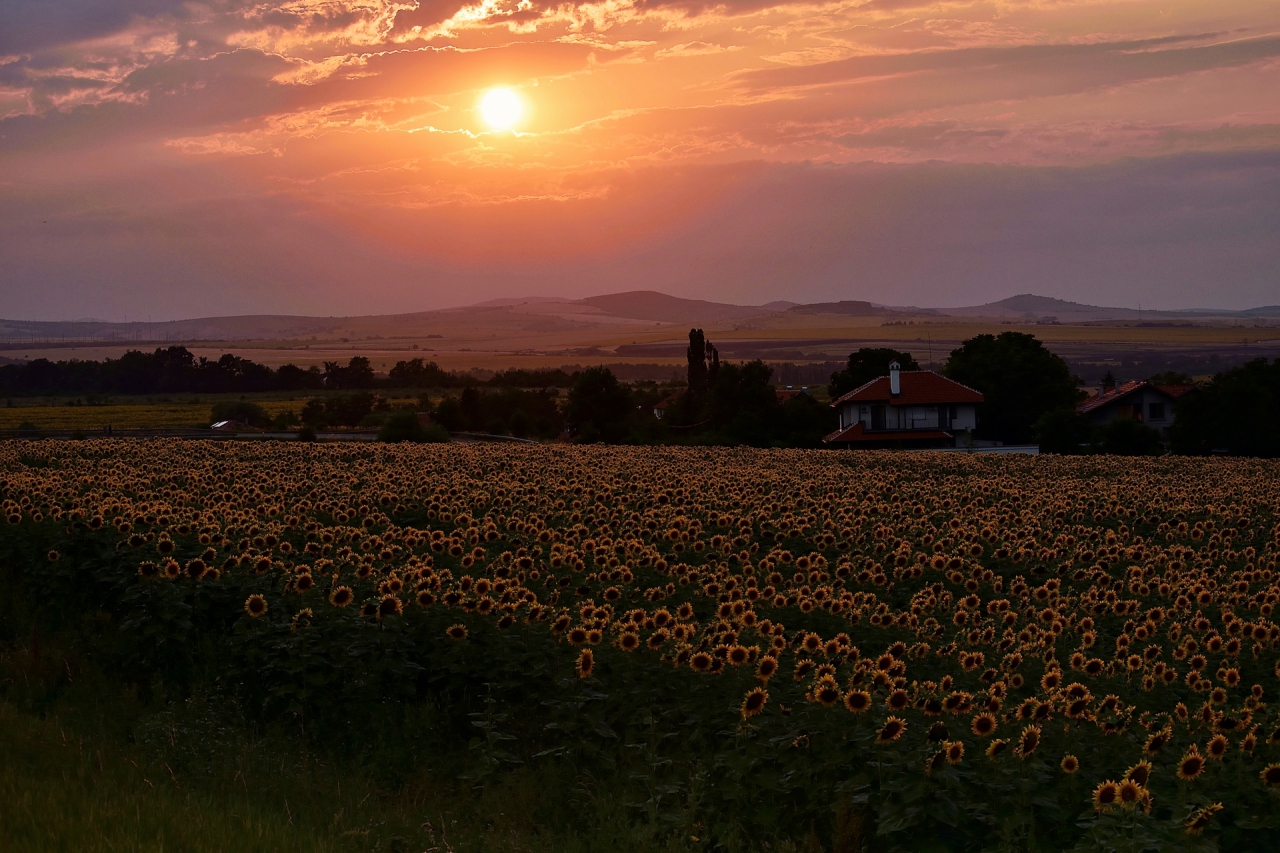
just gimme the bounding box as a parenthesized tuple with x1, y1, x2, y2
(823, 362, 984, 448)
(1076, 379, 1191, 439)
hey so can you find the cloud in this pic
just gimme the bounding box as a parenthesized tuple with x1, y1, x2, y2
(740, 33, 1280, 96)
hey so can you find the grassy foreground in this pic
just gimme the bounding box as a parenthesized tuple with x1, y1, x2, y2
(0, 638, 709, 853)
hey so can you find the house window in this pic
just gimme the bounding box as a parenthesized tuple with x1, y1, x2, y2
(1148, 402, 1165, 421)
(871, 405, 886, 431)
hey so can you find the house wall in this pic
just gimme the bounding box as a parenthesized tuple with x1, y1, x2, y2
(839, 402, 977, 432)
(1085, 389, 1177, 437)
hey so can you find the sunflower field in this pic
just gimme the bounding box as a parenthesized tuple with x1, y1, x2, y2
(4, 440, 1280, 852)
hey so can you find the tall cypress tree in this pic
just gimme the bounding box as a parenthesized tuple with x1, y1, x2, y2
(687, 328, 708, 393)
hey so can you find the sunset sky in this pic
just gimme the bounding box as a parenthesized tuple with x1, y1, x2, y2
(2, 0, 1279, 319)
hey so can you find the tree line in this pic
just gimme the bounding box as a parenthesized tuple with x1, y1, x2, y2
(0, 347, 580, 397)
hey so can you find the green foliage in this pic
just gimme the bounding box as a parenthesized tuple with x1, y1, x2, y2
(210, 400, 271, 428)
(1095, 418, 1163, 456)
(377, 411, 450, 443)
(829, 348, 921, 400)
(1171, 358, 1280, 458)
(944, 333, 1082, 445)
(1035, 408, 1092, 455)
(567, 367, 635, 442)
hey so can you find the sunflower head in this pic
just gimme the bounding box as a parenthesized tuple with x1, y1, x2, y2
(741, 687, 768, 719)
(1061, 754, 1080, 774)
(1093, 780, 1119, 812)
(447, 623, 468, 640)
(1125, 760, 1151, 787)
(244, 594, 267, 617)
(876, 716, 906, 744)
(575, 648, 594, 679)
(1177, 748, 1205, 781)
(1185, 803, 1223, 836)
(844, 690, 872, 714)
(1261, 764, 1280, 787)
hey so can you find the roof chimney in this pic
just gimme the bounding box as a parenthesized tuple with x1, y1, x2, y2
(889, 360, 901, 396)
(1102, 371, 1115, 395)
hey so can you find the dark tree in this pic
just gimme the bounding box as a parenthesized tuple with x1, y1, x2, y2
(943, 332, 1081, 445)
(1149, 371, 1193, 386)
(1033, 408, 1091, 455)
(388, 358, 458, 388)
(1171, 358, 1280, 457)
(828, 348, 920, 399)
(687, 329, 709, 394)
(323, 357, 376, 389)
(567, 367, 633, 443)
(460, 387, 483, 431)
(1095, 418, 1163, 456)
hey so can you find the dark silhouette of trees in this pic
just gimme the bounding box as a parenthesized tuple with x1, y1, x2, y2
(1171, 358, 1280, 457)
(387, 358, 456, 387)
(0, 346, 321, 397)
(828, 348, 920, 399)
(567, 367, 634, 442)
(322, 357, 375, 389)
(1096, 418, 1163, 456)
(1034, 408, 1091, 455)
(944, 332, 1081, 445)
(686, 329, 719, 396)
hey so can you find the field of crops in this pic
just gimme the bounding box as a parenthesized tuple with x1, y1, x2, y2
(4, 441, 1280, 851)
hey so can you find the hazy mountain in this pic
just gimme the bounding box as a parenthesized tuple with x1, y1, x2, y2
(788, 300, 887, 316)
(575, 291, 778, 323)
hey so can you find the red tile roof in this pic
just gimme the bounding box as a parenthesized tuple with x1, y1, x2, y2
(1076, 381, 1192, 415)
(831, 371, 984, 407)
(822, 423, 954, 444)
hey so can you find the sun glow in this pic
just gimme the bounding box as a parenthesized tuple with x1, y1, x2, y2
(480, 88, 523, 130)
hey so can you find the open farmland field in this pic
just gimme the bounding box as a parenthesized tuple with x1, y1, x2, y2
(7, 311, 1278, 379)
(0, 396, 429, 431)
(4, 441, 1280, 851)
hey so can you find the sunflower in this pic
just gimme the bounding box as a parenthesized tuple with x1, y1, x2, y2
(945, 741, 964, 764)
(290, 608, 313, 632)
(927, 721, 950, 743)
(1205, 733, 1229, 760)
(1184, 803, 1223, 836)
(1177, 747, 1205, 781)
(1144, 729, 1169, 755)
(971, 713, 997, 737)
(690, 652, 713, 672)
(875, 717, 906, 744)
(727, 645, 749, 665)
(844, 690, 872, 714)
(1261, 764, 1280, 787)
(446, 623, 468, 640)
(741, 687, 768, 719)
(1017, 725, 1041, 759)
(813, 678, 841, 707)
(244, 594, 267, 617)
(1061, 754, 1079, 774)
(575, 648, 594, 679)
(377, 594, 402, 619)
(1125, 761, 1152, 787)
(359, 602, 379, 617)
(1093, 780, 1119, 812)
(567, 627, 588, 645)
(1117, 779, 1143, 809)
(757, 656, 778, 681)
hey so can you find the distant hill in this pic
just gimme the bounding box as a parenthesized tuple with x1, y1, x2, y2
(575, 291, 775, 323)
(788, 300, 886, 316)
(3, 291, 1275, 350)
(942, 294, 1150, 321)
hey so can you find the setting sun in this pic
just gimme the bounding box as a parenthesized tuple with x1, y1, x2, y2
(479, 88, 522, 130)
